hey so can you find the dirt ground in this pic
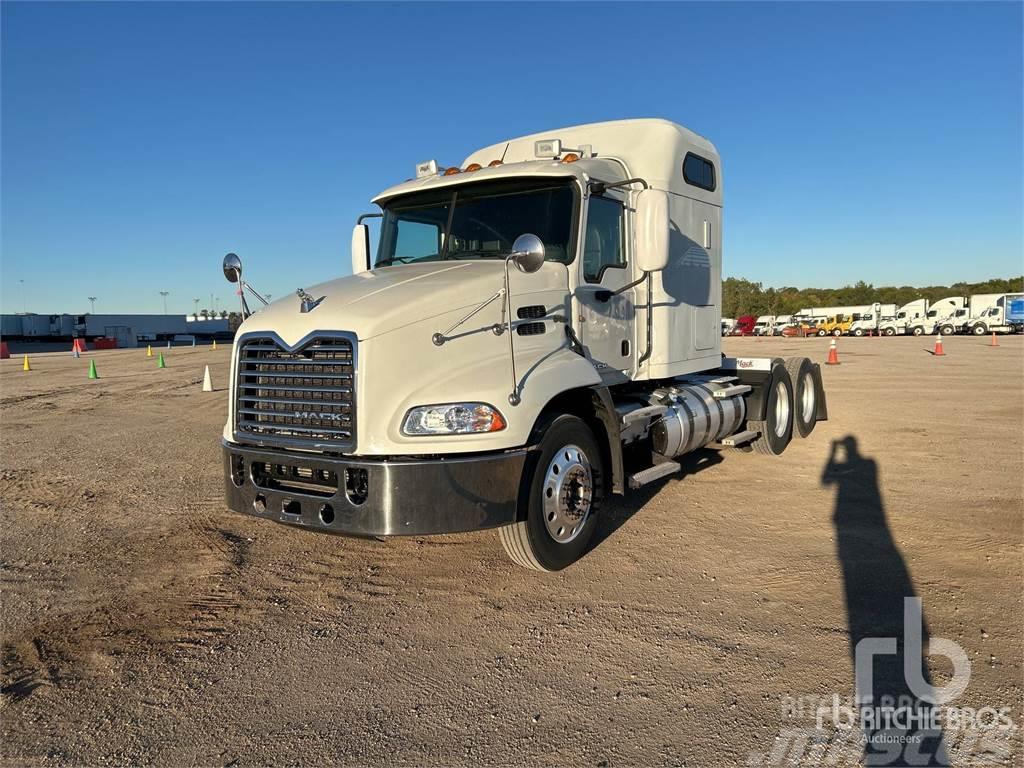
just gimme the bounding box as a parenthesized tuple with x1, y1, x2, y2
(1, 335, 1021, 766)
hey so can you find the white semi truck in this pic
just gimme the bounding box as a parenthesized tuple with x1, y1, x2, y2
(219, 119, 827, 571)
(753, 315, 776, 336)
(962, 293, 1024, 335)
(907, 296, 967, 336)
(879, 299, 929, 336)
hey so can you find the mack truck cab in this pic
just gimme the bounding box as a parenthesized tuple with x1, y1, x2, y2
(220, 119, 827, 571)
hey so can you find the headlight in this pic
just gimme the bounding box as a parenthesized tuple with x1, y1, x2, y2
(402, 403, 506, 436)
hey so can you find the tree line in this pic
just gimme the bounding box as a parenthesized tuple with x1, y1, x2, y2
(722, 275, 1024, 319)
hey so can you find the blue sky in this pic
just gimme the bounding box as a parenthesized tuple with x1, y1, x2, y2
(2, 1, 1021, 315)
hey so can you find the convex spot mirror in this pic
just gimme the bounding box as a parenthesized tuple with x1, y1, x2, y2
(223, 253, 242, 283)
(510, 233, 545, 273)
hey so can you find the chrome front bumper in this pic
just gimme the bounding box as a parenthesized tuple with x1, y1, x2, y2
(222, 440, 527, 537)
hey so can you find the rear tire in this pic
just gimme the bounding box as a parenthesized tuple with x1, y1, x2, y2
(784, 357, 818, 438)
(816, 329, 827, 337)
(748, 363, 794, 456)
(498, 415, 603, 571)
(832, 328, 843, 337)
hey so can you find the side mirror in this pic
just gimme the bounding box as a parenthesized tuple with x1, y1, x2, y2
(351, 224, 370, 275)
(223, 252, 242, 283)
(635, 189, 670, 273)
(510, 233, 546, 273)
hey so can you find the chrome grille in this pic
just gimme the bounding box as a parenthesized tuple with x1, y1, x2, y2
(235, 335, 355, 449)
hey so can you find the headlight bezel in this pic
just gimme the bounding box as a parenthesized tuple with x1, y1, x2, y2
(401, 402, 507, 436)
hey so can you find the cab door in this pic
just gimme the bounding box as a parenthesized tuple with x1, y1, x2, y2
(574, 193, 636, 384)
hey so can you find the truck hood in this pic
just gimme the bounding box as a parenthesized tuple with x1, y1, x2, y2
(236, 260, 566, 347)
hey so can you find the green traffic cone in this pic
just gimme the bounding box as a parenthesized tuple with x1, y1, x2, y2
(157, 352, 166, 369)
(88, 359, 99, 379)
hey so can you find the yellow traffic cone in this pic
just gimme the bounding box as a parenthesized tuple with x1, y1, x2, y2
(147, 344, 153, 357)
(22, 355, 31, 371)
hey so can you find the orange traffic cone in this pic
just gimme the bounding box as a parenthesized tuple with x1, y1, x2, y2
(933, 335, 945, 356)
(990, 332, 999, 347)
(826, 338, 840, 365)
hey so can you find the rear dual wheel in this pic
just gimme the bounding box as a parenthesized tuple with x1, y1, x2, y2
(748, 363, 794, 455)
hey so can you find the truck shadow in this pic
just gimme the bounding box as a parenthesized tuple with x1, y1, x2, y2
(822, 435, 949, 766)
(589, 448, 724, 552)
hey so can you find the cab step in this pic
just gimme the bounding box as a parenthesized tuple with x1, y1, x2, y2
(713, 429, 759, 448)
(628, 460, 681, 489)
(620, 404, 668, 427)
(712, 384, 752, 399)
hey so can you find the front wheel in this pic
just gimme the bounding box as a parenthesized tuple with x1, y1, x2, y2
(884, 327, 896, 336)
(939, 324, 955, 336)
(832, 328, 843, 337)
(498, 415, 604, 571)
(817, 329, 827, 337)
(853, 328, 864, 337)
(972, 324, 987, 336)
(912, 326, 925, 336)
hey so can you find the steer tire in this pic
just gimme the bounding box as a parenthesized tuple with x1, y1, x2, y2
(972, 324, 987, 336)
(498, 415, 603, 572)
(748, 363, 795, 456)
(784, 357, 818, 438)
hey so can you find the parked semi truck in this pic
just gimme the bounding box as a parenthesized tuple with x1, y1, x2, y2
(218, 119, 827, 571)
(730, 315, 757, 336)
(908, 296, 967, 336)
(879, 299, 929, 336)
(963, 293, 1024, 335)
(753, 315, 776, 336)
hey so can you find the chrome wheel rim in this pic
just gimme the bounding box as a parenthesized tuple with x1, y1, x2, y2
(542, 444, 592, 543)
(801, 371, 815, 423)
(773, 380, 791, 438)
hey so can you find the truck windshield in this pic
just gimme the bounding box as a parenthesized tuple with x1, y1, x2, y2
(376, 179, 576, 267)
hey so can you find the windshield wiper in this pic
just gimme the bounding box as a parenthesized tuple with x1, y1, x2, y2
(375, 256, 419, 266)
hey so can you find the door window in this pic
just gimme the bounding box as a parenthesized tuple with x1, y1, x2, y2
(583, 196, 625, 283)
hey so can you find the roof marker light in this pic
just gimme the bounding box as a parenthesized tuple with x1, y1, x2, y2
(488, 160, 503, 167)
(561, 153, 580, 163)
(443, 166, 461, 176)
(465, 163, 482, 172)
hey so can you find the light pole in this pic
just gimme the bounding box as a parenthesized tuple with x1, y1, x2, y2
(159, 291, 169, 315)
(192, 297, 200, 319)
(88, 296, 97, 314)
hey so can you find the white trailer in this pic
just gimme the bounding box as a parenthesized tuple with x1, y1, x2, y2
(218, 118, 829, 571)
(800, 304, 894, 321)
(76, 314, 188, 346)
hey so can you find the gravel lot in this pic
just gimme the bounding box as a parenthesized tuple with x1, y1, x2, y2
(1, 335, 1021, 766)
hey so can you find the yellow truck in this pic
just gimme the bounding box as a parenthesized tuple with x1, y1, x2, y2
(815, 314, 853, 336)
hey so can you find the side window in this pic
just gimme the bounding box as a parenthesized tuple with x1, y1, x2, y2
(394, 219, 440, 260)
(583, 196, 625, 283)
(683, 153, 716, 191)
